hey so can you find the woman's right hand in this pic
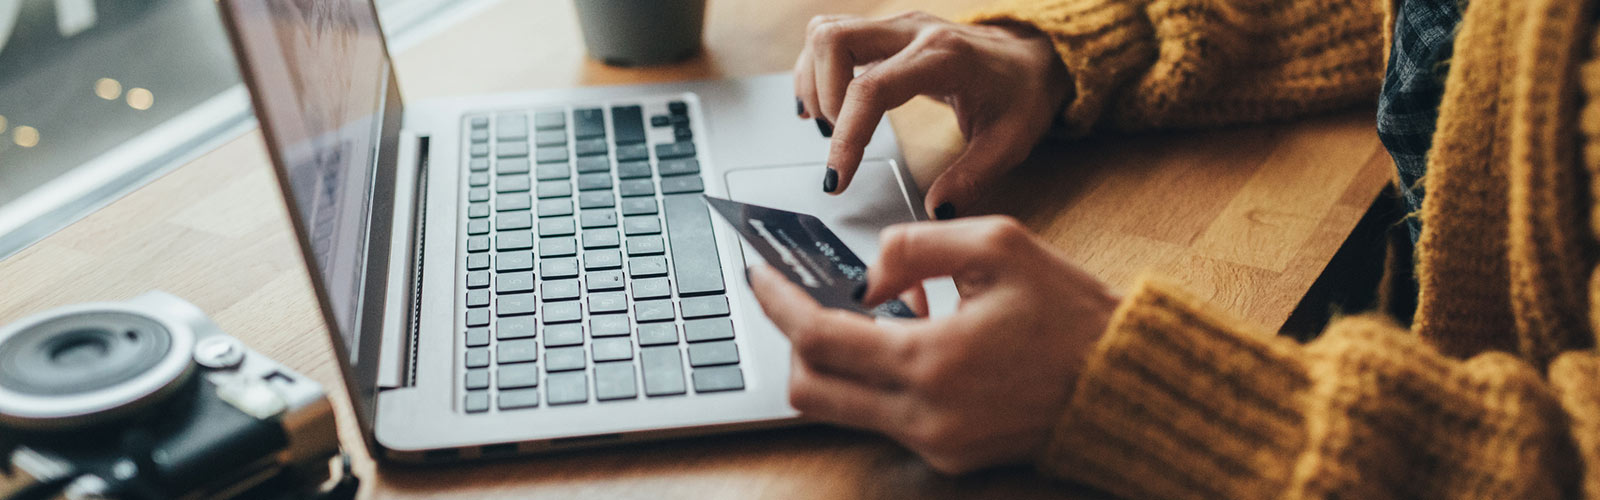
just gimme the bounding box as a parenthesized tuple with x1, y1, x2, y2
(794, 11, 1070, 219)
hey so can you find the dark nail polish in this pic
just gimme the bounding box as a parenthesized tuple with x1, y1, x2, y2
(744, 266, 753, 283)
(795, 97, 805, 117)
(933, 202, 955, 220)
(815, 118, 833, 138)
(822, 168, 839, 193)
(852, 282, 867, 303)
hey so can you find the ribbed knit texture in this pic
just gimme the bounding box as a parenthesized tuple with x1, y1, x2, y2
(964, 0, 1600, 497)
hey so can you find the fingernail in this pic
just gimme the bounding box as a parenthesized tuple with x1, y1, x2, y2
(852, 282, 867, 304)
(822, 167, 839, 193)
(815, 118, 833, 138)
(933, 202, 956, 220)
(795, 97, 806, 117)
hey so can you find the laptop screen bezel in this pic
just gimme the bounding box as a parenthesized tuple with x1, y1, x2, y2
(216, 0, 406, 440)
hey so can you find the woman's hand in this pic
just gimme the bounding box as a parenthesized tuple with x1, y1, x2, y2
(747, 216, 1120, 473)
(794, 12, 1070, 219)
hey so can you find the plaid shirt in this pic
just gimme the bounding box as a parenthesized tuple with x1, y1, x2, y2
(1377, 0, 1464, 242)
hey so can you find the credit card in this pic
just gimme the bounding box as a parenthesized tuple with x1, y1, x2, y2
(704, 195, 916, 318)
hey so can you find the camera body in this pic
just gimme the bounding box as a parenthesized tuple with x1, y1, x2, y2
(0, 292, 344, 500)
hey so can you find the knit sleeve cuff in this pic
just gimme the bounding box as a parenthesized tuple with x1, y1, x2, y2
(961, 0, 1159, 137)
(1039, 276, 1314, 500)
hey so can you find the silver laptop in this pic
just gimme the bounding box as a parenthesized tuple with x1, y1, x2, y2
(218, 0, 954, 462)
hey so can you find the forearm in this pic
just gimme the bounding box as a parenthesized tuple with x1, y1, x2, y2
(963, 0, 1386, 137)
(1046, 277, 1592, 500)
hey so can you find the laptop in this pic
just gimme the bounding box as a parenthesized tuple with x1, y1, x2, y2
(217, 0, 956, 462)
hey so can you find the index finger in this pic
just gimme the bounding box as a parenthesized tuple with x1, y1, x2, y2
(747, 264, 912, 388)
(825, 41, 954, 195)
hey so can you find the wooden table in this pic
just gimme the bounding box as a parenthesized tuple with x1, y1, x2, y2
(0, 0, 1391, 498)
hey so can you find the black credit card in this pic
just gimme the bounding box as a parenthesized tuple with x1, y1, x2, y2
(704, 195, 916, 318)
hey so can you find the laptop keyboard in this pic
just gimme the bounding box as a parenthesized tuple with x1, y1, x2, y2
(458, 99, 746, 414)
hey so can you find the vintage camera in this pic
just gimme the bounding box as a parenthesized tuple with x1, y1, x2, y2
(0, 292, 356, 500)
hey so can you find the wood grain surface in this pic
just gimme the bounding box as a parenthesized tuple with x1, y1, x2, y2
(0, 0, 1390, 498)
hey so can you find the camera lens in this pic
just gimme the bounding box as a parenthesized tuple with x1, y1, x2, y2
(0, 310, 193, 428)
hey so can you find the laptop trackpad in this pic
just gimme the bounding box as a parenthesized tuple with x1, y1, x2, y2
(723, 159, 921, 266)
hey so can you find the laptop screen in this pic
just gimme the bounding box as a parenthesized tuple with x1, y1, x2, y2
(221, 0, 396, 365)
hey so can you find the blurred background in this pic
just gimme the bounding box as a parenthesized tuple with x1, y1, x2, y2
(0, 0, 490, 258)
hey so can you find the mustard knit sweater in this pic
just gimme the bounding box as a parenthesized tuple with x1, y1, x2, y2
(966, 0, 1600, 498)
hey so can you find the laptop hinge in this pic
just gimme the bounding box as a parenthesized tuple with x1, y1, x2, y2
(377, 133, 429, 390)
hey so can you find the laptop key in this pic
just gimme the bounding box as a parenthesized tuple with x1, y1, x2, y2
(663, 194, 726, 295)
(634, 299, 675, 322)
(545, 347, 587, 372)
(467, 236, 489, 253)
(683, 318, 735, 342)
(592, 338, 633, 362)
(467, 219, 489, 235)
(649, 114, 670, 127)
(499, 388, 540, 410)
(496, 251, 534, 272)
(575, 156, 610, 174)
(660, 176, 704, 194)
(611, 105, 646, 144)
(540, 258, 579, 279)
(586, 270, 625, 292)
(537, 198, 573, 217)
(536, 146, 569, 164)
(498, 338, 539, 364)
(465, 347, 490, 368)
(595, 362, 638, 401)
(655, 141, 696, 159)
(582, 228, 620, 249)
(577, 173, 612, 191)
(468, 203, 490, 218)
(641, 346, 687, 396)
(581, 209, 618, 229)
(466, 327, 490, 347)
(498, 316, 537, 340)
(497, 292, 537, 316)
(496, 158, 530, 175)
(466, 369, 490, 390)
(464, 286, 486, 306)
(584, 249, 623, 270)
(616, 143, 649, 162)
(470, 143, 489, 157)
(688, 340, 739, 367)
(497, 174, 531, 193)
(469, 172, 489, 187)
(638, 323, 679, 346)
(539, 237, 577, 257)
(668, 101, 688, 115)
(544, 301, 583, 323)
(469, 187, 490, 202)
(681, 295, 730, 319)
(467, 254, 489, 271)
(590, 314, 630, 337)
(538, 217, 576, 237)
(574, 108, 605, 139)
(465, 392, 490, 413)
(496, 272, 535, 293)
(623, 216, 661, 236)
(632, 278, 671, 300)
(657, 159, 699, 177)
(578, 190, 615, 209)
(626, 236, 664, 256)
(534, 129, 566, 147)
(496, 113, 528, 140)
(617, 161, 651, 179)
(588, 292, 628, 314)
(535, 163, 570, 181)
(496, 231, 533, 251)
(674, 125, 693, 141)
(470, 115, 489, 129)
(541, 279, 580, 301)
(692, 366, 745, 393)
(497, 212, 532, 231)
(630, 256, 668, 277)
(618, 179, 654, 197)
(534, 111, 565, 130)
(466, 270, 490, 289)
(621, 198, 657, 216)
(499, 364, 540, 389)
(546, 371, 589, 405)
(575, 138, 607, 157)
(466, 308, 490, 327)
(669, 114, 689, 126)
(537, 181, 572, 198)
(469, 158, 490, 172)
(497, 141, 529, 158)
(497, 194, 532, 211)
(544, 323, 584, 347)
